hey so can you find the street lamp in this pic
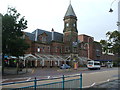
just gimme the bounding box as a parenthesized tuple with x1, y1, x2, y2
(109, 0, 119, 12)
(117, 21, 120, 26)
(109, 8, 113, 12)
(109, 0, 120, 31)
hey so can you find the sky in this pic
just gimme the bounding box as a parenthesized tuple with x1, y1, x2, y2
(0, 0, 119, 41)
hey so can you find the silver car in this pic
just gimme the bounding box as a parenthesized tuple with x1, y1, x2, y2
(60, 64, 71, 69)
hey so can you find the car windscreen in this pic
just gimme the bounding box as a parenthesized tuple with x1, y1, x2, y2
(88, 62, 93, 65)
(94, 62, 100, 65)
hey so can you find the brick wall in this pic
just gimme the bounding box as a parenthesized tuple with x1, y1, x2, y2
(51, 41, 64, 55)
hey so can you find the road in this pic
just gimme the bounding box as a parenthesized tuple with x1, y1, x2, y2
(1, 67, 119, 89)
(82, 68, 118, 88)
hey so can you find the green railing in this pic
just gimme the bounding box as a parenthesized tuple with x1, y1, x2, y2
(1, 73, 82, 89)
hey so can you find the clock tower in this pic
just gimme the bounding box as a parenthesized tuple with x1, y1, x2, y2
(63, 3, 78, 54)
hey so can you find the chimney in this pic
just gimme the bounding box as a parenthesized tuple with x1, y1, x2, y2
(51, 28, 54, 41)
(35, 29, 38, 41)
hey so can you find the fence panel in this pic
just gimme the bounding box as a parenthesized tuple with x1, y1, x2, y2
(64, 78, 80, 88)
(1, 73, 82, 89)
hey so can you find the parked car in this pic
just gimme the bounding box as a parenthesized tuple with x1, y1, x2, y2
(107, 62, 113, 68)
(60, 64, 71, 69)
(87, 61, 101, 70)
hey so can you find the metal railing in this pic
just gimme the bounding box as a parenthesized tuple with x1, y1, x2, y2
(1, 73, 82, 89)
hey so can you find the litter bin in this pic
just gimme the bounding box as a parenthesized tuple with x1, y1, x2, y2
(74, 62, 78, 70)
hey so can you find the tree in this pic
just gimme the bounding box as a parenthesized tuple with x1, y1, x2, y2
(100, 39, 112, 54)
(106, 30, 120, 56)
(106, 30, 120, 66)
(100, 30, 120, 65)
(2, 7, 29, 74)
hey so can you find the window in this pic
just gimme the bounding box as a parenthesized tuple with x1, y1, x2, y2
(37, 47, 40, 52)
(65, 46, 70, 52)
(96, 49, 101, 56)
(66, 23, 69, 27)
(43, 47, 45, 52)
(60, 46, 62, 53)
(73, 48, 77, 53)
(42, 37, 47, 42)
(73, 23, 75, 27)
(48, 46, 50, 52)
(55, 47, 58, 52)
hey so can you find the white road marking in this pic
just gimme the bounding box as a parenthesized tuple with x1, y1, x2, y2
(26, 78, 31, 81)
(48, 76, 50, 79)
(107, 79, 110, 82)
(83, 78, 117, 88)
(83, 83, 96, 88)
(83, 85, 91, 88)
(91, 82, 96, 86)
(83, 71, 110, 75)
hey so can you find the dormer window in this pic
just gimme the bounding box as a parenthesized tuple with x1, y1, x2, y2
(42, 36, 47, 42)
(39, 32, 48, 43)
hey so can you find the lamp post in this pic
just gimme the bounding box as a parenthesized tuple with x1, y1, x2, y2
(109, 0, 120, 31)
(118, 1, 120, 31)
(109, 0, 117, 12)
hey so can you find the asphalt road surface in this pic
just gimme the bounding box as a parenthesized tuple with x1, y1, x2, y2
(2, 67, 119, 89)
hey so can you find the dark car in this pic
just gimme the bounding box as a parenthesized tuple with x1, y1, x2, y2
(60, 64, 71, 69)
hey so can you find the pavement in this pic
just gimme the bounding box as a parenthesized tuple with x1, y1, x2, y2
(3, 67, 87, 76)
(2, 67, 87, 83)
(3, 67, 33, 75)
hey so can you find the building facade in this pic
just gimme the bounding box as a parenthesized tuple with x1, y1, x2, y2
(23, 3, 117, 68)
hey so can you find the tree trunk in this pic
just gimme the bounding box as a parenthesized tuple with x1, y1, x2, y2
(2, 54, 4, 75)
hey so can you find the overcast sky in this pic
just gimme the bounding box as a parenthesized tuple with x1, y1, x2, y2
(0, 0, 119, 41)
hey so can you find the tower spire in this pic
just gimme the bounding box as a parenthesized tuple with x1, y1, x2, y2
(64, 1, 76, 17)
(69, 0, 71, 4)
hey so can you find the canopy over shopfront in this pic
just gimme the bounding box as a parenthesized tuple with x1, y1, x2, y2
(18, 54, 92, 67)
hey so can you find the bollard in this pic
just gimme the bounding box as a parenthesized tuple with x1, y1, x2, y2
(62, 75, 65, 90)
(34, 77, 37, 90)
(80, 73, 82, 88)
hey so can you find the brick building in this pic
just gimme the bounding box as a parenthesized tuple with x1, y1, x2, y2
(22, 3, 117, 68)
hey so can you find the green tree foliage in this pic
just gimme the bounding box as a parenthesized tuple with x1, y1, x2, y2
(106, 30, 120, 56)
(100, 40, 108, 54)
(2, 7, 29, 57)
(100, 30, 120, 66)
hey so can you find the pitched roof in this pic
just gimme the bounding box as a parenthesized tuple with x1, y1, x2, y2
(30, 29, 63, 43)
(25, 32, 35, 41)
(65, 4, 76, 17)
